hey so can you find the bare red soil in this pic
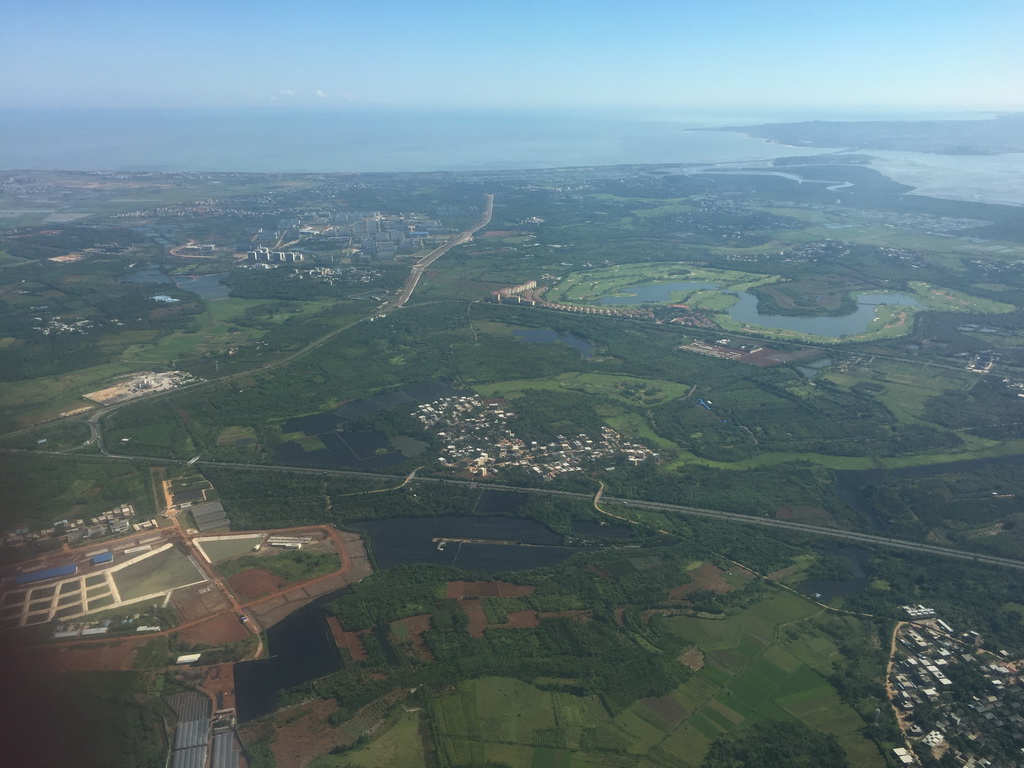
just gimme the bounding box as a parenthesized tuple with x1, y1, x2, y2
(177, 612, 249, 645)
(228, 568, 287, 600)
(196, 662, 237, 712)
(668, 563, 746, 599)
(21, 637, 145, 672)
(327, 616, 368, 661)
(462, 599, 489, 638)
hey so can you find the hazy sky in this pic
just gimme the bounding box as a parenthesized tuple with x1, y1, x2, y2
(4, 0, 1022, 112)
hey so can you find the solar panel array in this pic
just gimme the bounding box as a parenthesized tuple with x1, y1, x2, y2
(190, 501, 230, 532)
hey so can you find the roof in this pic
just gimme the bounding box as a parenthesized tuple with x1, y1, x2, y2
(174, 720, 209, 751)
(211, 731, 240, 768)
(171, 745, 207, 768)
(166, 692, 212, 722)
(190, 501, 230, 531)
(14, 564, 77, 585)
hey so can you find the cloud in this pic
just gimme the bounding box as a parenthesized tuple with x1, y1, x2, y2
(314, 88, 326, 99)
(278, 89, 296, 97)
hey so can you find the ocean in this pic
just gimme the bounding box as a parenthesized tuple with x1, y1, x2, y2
(3, 107, 1022, 205)
(0, 107, 828, 174)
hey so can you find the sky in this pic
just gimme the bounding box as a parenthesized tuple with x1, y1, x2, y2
(3, 0, 1023, 113)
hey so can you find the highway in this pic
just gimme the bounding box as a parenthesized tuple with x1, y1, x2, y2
(395, 193, 493, 307)
(7, 446, 1022, 573)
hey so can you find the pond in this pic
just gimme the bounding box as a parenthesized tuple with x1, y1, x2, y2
(350, 515, 579, 573)
(234, 591, 343, 722)
(172, 273, 231, 299)
(726, 291, 921, 337)
(595, 281, 719, 305)
(512, 328, 594, 359)
(799, 546, 871, 602)
(119, 266, 171, 284)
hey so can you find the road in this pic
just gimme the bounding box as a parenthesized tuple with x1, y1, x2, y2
(395, 193, 493, 307)
(9, 445, 1022, 574)
(0, 194, 496, 453)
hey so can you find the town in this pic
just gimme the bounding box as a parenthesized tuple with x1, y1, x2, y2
(416, 395, 658, 478)
(888, 604, 1024, 767)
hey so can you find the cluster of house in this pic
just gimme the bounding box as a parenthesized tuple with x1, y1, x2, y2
(415, 395, 657, 478)
(888, 605, 1023, 767)
(2, 503, 146, 550)
(33, 316, 94, 335)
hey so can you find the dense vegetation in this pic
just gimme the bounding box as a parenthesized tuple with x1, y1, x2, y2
(701, 720, 848, 768)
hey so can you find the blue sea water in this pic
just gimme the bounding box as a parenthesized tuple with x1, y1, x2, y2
(0, 107, 834, 174)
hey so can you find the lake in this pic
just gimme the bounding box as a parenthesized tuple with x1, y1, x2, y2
(726, 291, 922, 337)
(595, 281, 719, 305)
(513, 328, 594, 359)
(120, 267, 231, 299)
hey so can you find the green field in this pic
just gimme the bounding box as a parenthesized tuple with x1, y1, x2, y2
(112, 546, 205, 602)
(310, 709, 426, 768)
(651, 592, 881, 766)
(216, 549, 340, 584)
(474, 372, 692, 408)
(423, 588, 883, 768)
(195, 535, 263, 563)
(424, 594, 880, 767)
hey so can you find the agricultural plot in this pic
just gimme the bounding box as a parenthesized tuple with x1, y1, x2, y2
(646, 591, 882, 766)
(432, 677, 616, 766)
(112, 546, 205, 602)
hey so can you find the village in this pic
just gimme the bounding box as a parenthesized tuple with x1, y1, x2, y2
(415, 394, 657, 479)
(888, 604, 1024, 767)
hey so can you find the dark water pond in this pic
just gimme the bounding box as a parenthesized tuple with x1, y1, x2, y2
(234, 591, 343, 721)
(350, 516, 578, 572)
(512, 328, 594, 359)
(799, 546, 870, 602)
(595, 281, 719, 305)
(570, 520, 633, 539)
(173, 273, 231, 299)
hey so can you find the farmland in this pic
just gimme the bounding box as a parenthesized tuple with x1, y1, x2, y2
(350, 590, 884, 768)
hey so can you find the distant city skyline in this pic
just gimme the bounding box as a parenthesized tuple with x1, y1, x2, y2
(4, 0, 1023, 113)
